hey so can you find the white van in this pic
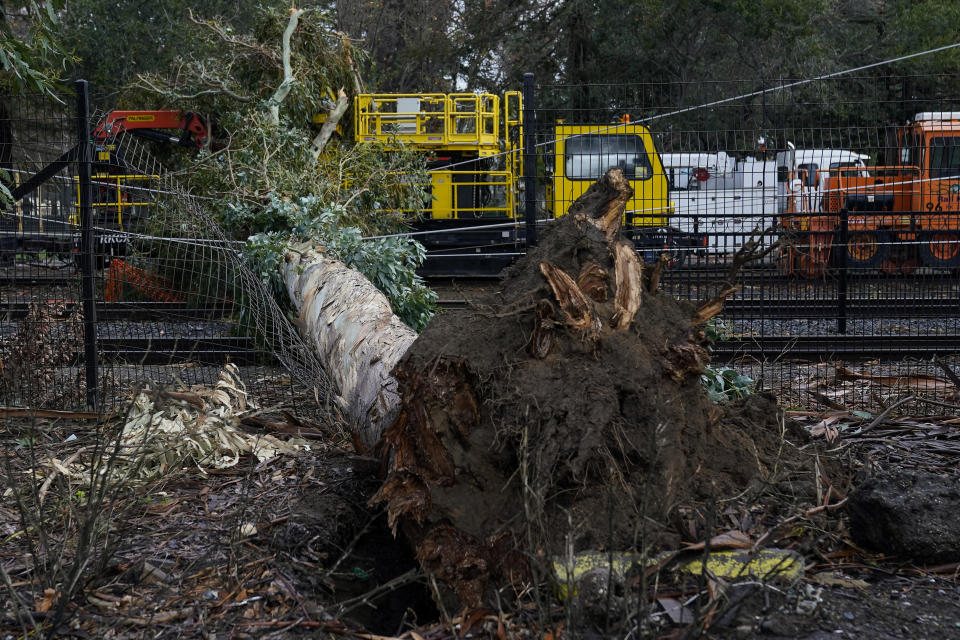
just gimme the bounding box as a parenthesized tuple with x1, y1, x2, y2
(664, 153, 778, 256)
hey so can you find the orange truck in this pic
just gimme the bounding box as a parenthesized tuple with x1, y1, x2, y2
(778, 112, 960, 276)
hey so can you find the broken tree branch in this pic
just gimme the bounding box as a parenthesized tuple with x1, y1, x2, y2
(860, 395, 917, 433)
(568, 167, 634, 241)
(539, 261, 596, 333)
(647, 253, 669, 294)
(266, 8, 305, 126)
(310, 88, 349, 160)
(337, 31, 365, 94)
(691, 285, 740, 326)
(611, 241, 643, 329)
(726, 225, 783, 283)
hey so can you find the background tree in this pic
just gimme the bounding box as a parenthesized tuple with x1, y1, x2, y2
(0, 0, 69, 96)
(58, 1, 256, 96)
(0, 0, 71, 204)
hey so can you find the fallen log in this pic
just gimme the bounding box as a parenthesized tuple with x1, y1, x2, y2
(282, 247, 416, 449)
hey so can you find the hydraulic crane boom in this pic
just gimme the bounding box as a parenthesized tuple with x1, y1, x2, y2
(92, 110, 211, 148)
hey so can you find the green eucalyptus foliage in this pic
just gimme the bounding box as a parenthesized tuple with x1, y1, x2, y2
(0, 0, 72, 97)
(243, 195, 436, 332)
(700, 318, 753, 402)
(105, 3, 436, 330)
(701, 365, 755, 403)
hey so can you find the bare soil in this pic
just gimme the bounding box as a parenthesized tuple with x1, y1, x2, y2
(373, 209, 839, 610)
(4, 208, 960, 635)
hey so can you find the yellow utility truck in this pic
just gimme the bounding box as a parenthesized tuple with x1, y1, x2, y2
(353, 91, 697, 263)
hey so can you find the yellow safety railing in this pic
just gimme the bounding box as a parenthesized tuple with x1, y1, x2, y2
(429, 170, 515, 219)
(355, 93, 500, 153)
(73, 174, 158, 230)
(503, 90, 523, 179)
(387, 170, 517, 219)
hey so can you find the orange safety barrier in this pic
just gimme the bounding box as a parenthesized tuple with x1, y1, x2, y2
(104, 259, 186, 303)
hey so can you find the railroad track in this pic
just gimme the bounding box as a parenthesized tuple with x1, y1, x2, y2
(712, 335, 960, 362)
(0, 272, 78, 286)
(80, 333, 960, 366)
(419, 254, 960, 288)
(1, 300, 234, 320)
(96, 336, 259, 365)
(438, 296, 960, 318)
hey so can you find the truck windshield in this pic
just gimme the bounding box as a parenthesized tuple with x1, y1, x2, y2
(565, 134, 652, 181)
(929, 137, 960, 179)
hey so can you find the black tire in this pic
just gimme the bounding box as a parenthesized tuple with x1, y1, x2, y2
(841, 230, 889, 269)
(919, 230, 960, 268)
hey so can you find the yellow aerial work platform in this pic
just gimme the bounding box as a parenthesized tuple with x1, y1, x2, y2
(354, 93, 504, 156)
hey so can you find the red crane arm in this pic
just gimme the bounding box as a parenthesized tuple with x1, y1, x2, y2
(92, 110, 210, 148)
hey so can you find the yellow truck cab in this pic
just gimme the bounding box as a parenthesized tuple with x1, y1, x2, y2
(548, 123, 673, 229)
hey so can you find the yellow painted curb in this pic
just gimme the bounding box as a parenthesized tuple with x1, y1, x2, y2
(553, 548, 803, 600)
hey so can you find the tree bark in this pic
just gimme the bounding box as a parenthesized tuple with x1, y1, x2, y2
(282, 246, 416, 449)
(310, 88, 349, 160)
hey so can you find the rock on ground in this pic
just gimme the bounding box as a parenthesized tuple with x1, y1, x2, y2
(847, 469, 960, 563)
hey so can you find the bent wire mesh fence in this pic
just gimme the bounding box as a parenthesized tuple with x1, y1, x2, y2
(0, 82, 334, 418)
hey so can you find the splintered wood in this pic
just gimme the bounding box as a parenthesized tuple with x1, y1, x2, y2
(577, 261, 609, 302)
(569, 167, 635, 240)
(539, 262, 596, 333)
(611, 241, 643, 329)
(535, 168, 645, 345)
(692, 284, 741, 326)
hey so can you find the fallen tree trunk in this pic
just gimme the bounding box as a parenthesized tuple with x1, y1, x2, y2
(282, 246, 416, 449)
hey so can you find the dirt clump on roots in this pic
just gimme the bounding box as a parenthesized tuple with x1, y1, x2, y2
(372, 169, 814, 608)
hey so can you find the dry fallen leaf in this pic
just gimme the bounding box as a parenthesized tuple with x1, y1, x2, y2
(812, 571, 870, 589)
(836, 366, 954, 391)
(36, 588, 56, 613)
(683, 529, 753, 551)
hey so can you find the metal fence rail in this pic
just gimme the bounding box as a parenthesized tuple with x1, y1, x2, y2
(418, 72, 960, 413)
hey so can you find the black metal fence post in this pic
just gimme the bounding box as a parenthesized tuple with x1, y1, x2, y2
(837, 208, 848, 335)
(75, 79, 99, 410)
(522, 72, 537, 247)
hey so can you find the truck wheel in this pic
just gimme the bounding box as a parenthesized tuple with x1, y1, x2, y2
(919, 231, 960, 268)
(843, 231, 889, 269)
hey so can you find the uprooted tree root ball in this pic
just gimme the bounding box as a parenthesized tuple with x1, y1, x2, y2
(371, 169, 814, 608)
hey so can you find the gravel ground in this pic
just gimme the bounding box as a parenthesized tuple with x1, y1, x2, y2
(726, 317, 960, 337)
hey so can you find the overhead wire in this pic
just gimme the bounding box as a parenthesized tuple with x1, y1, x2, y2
(411, 41, 960, 175)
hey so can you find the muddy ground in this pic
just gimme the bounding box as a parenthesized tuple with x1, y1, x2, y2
(1, 351, 960, 640)
(3, 206, 960, 636)
(2, 396, 960, 638)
